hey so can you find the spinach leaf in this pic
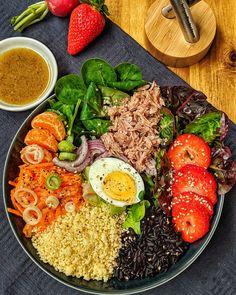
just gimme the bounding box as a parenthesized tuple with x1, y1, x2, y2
(141, 173, 155, 195)
(98, 85, 129, 106)
(184, 111, 222, 145)
(55, 74, 86, 105)
(82, 118, 110, 136)
(48, 97, 81, 136)
(47, 99, 67, 120)
(48, 99, 65, 111)
(115, 63, 142, 81)
(81, 58, 117, 86)
(159, 108, 175, 146)
(73, 120, 95, 142)
(107, 80, 147, 92)
(48, 100, 74, 128)
(122, 200, 150, 234)
(80, 82, 102, 120)
(67, 99, 81, 135)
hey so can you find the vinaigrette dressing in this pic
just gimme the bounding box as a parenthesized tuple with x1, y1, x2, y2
(0, 48, 49, 105)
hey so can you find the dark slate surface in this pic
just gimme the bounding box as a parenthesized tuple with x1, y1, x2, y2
(0, 1, 235, 294)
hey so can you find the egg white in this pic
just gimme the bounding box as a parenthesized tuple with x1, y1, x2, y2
(88, 158, 145, 207)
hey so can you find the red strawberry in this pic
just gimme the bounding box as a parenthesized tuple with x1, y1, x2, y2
(172, 191, 214, 217)
(167, 134, 211, 170)
(172, 164, 217, 204)
(68, 1, 109, 55)
(172, 201, 210, 243)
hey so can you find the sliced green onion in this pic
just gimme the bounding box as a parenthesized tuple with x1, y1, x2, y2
(58, 140, 75, 153)
(46, 196, 59, 209)
(46, 173, 61, 190)
(59, 152, 77, 161)
(10, 1, 49, 32)
(66, 134, 74, 144)
(65, 202, 75, 213)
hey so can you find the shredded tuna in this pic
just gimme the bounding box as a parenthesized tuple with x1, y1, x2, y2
(101, 82, 164, 176)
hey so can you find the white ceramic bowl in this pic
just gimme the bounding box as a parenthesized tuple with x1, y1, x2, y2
(0, 37, 58, 111)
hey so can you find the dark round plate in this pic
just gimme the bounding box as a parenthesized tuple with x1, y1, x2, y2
(3, 96, 224, 295)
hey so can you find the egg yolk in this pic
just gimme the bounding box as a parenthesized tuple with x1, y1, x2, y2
(102, 171, 136, 203)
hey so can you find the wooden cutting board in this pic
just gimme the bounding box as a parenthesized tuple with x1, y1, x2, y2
(107, 0, 236, 122)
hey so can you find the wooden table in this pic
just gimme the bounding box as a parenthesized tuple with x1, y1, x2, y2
(107, 0, 236, 122)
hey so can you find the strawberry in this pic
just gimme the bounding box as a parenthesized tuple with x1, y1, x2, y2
(167, 134, 211, 170)
(67, 1, 109, 55)
(172, 191, 214, 217)
(172, 201, 210, 243)
(172, 164, 217, 204)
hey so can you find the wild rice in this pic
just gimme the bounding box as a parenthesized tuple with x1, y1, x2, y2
(113, 206, 188, 280)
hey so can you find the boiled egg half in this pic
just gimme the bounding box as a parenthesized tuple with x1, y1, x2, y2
(88, 158, 145, 207)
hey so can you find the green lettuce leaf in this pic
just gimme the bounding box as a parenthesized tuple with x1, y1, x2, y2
(123, 200, 150, 234)
(159, 108, 175, 146)
(184, 111, 222, 145)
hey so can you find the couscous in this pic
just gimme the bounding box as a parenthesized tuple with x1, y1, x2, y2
(32, 204, 125, 281)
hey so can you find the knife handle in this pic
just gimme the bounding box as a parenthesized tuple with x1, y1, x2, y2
(162, 0, 201, 19)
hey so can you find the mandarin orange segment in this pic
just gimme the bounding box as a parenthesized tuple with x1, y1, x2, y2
(24, 128, 58, 153)
(43, 148, 53, 162)
(31, 112, 66, 141)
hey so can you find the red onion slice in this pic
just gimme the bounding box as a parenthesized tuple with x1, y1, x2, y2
(53, 137, 107, 173)
(53, 157, 78, 173)
(73, 154, 91, 172)
(90, 149, 103, 158)
(88, 139, 107, 161)
(145, 158, 157, 176)
(53, 136, 89, 172)
(53, 153, 91, 173)
(95, 151, 109, 160)
(72, 135, 88, 167)
(88, 139, 106, 153)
